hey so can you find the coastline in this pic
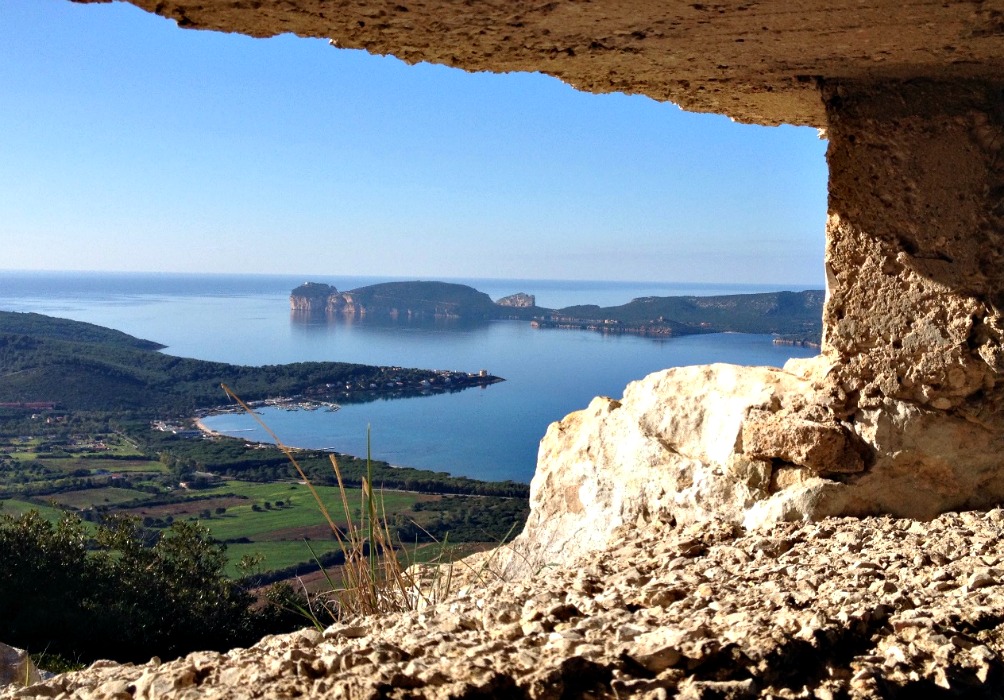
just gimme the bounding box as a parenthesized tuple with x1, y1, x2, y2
(193, 413, 404, 469)
(193, 418, 225, 440)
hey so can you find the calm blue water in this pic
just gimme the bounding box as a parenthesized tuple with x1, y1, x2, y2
(0, 271, 820, 482)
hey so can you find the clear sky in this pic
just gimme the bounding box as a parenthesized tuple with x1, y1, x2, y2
(1, 0, 829, 285)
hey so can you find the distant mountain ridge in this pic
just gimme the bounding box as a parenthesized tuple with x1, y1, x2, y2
(290, 281, 824, 344)
(552, 290, 825, 340)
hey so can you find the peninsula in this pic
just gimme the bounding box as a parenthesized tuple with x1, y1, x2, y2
(0, 311, 502, 416)
(290, 281, 825, 346)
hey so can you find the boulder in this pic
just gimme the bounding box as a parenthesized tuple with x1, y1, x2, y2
(508, 355, 1004, 572)
(0, 643, 40, 688)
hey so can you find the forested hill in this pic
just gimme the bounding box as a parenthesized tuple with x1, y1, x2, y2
(0, 311, 165, 350)
(0, 311, 496, 415)
(343, 283, 499, 317)
(554, 290, 824, 339)
(291, 281, 503, 318)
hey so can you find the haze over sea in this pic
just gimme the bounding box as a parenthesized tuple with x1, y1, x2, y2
(0, 271, 820, 483)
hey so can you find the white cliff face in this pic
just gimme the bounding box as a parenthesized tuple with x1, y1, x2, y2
(510, 355, 1004, 573)
(511, 362, 833, 572)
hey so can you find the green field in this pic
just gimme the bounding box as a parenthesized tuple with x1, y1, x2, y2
(0, 498, 67, 522)
(186, 482, 428, 563)
(3, 471, 506, 579)
(33, 458, 166, 474)
(112, 479, 437, 575)
(47, 487, 152, 508)
(222, 540, 342, 578)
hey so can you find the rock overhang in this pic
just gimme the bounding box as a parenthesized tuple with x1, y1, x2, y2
(73, 0, 1004, 127)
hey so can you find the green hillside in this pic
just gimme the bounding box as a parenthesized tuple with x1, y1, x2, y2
(0, 311, 164, 350)
(345, 281, 499, 318)
(557, 290, 824, 338)
(0, 311, 485, 415)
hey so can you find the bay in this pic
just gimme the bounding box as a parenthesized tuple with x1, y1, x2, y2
(0, 270, 820, 483)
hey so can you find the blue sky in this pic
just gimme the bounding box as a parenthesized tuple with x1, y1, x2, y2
(1, 0, 828, 284)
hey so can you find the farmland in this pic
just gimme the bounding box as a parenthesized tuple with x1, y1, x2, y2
(0, 414, 529, 584)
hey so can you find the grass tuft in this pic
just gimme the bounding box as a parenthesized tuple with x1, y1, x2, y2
(222, 384, 456, 624)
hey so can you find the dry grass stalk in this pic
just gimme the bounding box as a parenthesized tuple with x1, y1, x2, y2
(220, 384, 455, 623)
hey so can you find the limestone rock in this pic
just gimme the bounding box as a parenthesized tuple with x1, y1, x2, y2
(742, 408, 864, 474)
(0, 643, 40, 688)
(293, 281, 500, 319)
(503, 353, 1004, 572)
(495, 293, 535, 309)
(289, 282, 336, 312)
(506, 361, 836, 571)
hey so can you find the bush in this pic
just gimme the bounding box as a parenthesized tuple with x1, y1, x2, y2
(0, 511, 303, 663)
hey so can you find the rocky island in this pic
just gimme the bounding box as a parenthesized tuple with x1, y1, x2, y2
(290, 281, 508, 320)
(291, 281, 825, 345)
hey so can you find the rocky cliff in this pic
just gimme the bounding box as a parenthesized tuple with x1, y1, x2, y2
(496, 292, 536, 309)
(289, 282, 337, 312)
(503, 357, 1004, 576)
(290, 281, 499, 319)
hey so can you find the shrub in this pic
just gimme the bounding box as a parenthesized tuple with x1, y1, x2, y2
(0, 511, 301, 664)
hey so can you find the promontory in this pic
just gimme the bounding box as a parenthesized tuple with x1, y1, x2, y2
(291, 280, 824, 344)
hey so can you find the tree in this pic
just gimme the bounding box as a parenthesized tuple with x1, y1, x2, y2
(0, 511, 303, 664)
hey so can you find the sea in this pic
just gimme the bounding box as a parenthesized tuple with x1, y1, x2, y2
(0, 271, 820, 484)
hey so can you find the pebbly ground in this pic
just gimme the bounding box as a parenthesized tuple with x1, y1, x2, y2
(6, 509, 1004, 699)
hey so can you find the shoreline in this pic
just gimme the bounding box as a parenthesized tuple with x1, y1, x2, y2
(193, 414, 409, 470)
(189, 415, 532, 487)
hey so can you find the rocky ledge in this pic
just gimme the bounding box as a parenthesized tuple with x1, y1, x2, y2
(9, 509, 1004, 699)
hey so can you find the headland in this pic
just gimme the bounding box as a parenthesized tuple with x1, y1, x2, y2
(290, 280, 825, 347)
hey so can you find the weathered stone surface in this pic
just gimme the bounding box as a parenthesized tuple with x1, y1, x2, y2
(821, 80, 1004, 414)
(12, 510, 1004, 698)
(499, 349, 1004, 570)
(512, 362, 831, 568)
(742, 408, 864, 475)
